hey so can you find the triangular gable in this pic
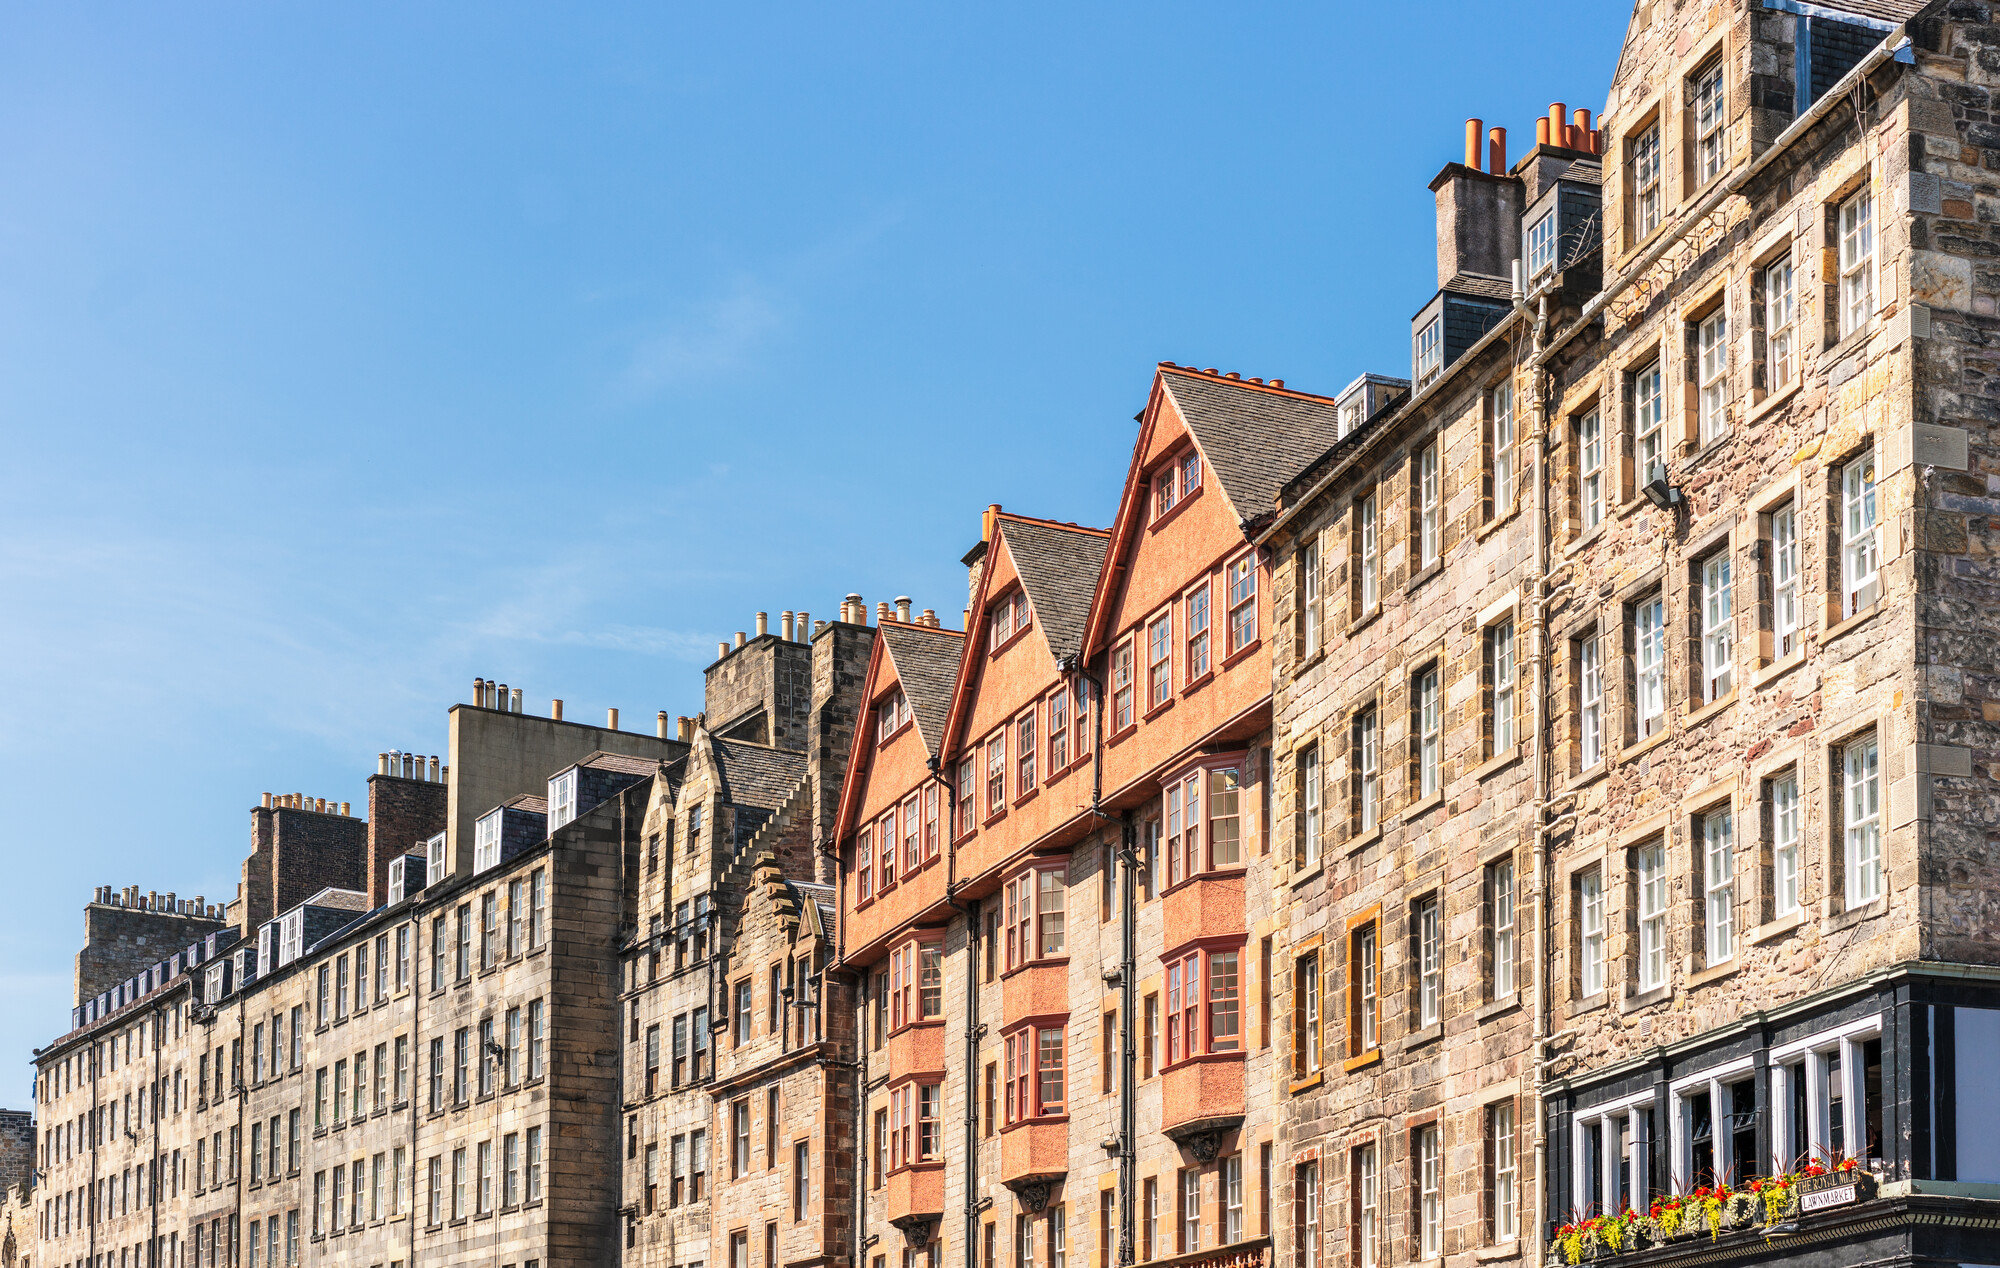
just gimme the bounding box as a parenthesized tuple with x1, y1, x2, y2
(877, 621, 966, 761)
(1000, 517, 1110, 662)
(1083, 365, 1343, 657)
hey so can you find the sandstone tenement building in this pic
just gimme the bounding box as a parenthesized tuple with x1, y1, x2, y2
(17, 4, 2000, 1268)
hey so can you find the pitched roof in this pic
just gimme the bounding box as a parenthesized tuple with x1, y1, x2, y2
(577, 751, 661, 777)
(1159, 368, 1346, 527)
(1000, 518, 1109, 661)
(877, 622, 965, 759)
(711, 740, 808, 813)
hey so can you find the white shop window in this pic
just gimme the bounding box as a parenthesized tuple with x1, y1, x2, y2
(1571, 1091, 1653, 1219)
(1769, 1015, 1885, 1172)
(1668, 1056, 1756, 1190)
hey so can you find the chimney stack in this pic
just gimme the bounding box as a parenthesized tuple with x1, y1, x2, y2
(1435, 121, 1524, 286)
(607, 708, 620, 731)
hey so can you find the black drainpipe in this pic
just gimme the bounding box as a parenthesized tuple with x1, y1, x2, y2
(931, 754, 983, 1266)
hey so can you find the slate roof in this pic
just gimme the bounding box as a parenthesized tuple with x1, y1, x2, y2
(1445, 272, 1515, 302)
(1001, 518, 1109, 661)
(1561, 159, 1604, 187)
(502, 794, 549, 814)
(1800, 0, 1922, 23)
(577, 751, 661, 776)
(1160, 369, 1347, 526)
(712, 740, 808, 812)
(878, 622, 965, 759)
(789, 880, 837, 941)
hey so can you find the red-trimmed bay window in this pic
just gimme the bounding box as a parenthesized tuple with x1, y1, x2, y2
(889, 1082, 941, 1168)
(1162, 760, 1246, 887)
(1004, 1025, 1066, 1123)
(1002, 865, 1068, 972)
(888, 938, 944, 1032)
(1163, 945, 1242, 1067)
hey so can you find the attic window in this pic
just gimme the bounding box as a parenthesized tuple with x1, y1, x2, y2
(1527, 212, 1557, 279)
(1416, 318, 1443, 388)
(475, 809, 503, 873)
(876, 689, 911, 744)
(1152, 449, 1202, 520)
(548, 771, 578, 831)
(990, 590, 1031, 646)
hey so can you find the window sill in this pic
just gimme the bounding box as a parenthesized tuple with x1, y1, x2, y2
(1013, 787, 1040, 810)
(1346, 606, 1383, 640)
(1475, 503, 1521, 543)
(1147, 485, 1205, 535)
(1618, 221, 1673, 270)
(1475, 996, 1520, 1025)
(1747, 379, 1805, 425)
(1474, 1243, 1522, 1263)
(1619, 728, 1672, 765)
(1405, 791, 1444, 820)
(1620, 984, 1671, 1015)
(1293, 647, 1327, 680)
(1822, 897, 1886, 934)
(1401, 1022, 1443, 1052)
(987, 625, 1034, 659)
(1561, 762, 1610, 795)
(1105, 723, 1139, 749)
(1752, 651, 1806, 692)
(981, 807, 1008, 829)
(1220, 637, 1263, 672)
(1342, 1049, 1382, 1073)
(1288, 1071, 1325, 1095)
(1749, 910, 1806, 945)
(1289, 859, 1326, 891)
(1181, 669, 1215, 698)
(874, 720, 915, 751)
(1345, 825, 1383, 856)
(1684, 690, 1737, 732)
(1560, 524, 1608, 560)
(999, 955, 1069, 983)
(1684, 427, 1733, 468)
(1686, 958, 1741, 990)
(1406, 559, 1444, 594)
(1142, 696, 1176, 724)
(1567, 991, 1610, 1018)
(1472, 746, 1523, 783)
(1822, 602, 1885, 648)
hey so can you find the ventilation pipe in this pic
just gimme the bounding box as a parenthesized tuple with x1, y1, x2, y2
(756, 612, 769, 638)
(657, 711, 670, 739)
(1489, 127, 1508, 174)
(895, 596, 913, 622)
(781, 611, 795, 641)
(607, 708, 620, 731)
(552, 699, 565, 721)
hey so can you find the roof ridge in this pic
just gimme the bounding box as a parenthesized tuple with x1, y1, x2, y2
(994, 510, 1111, 537)
(1157, 361, 1340, 405)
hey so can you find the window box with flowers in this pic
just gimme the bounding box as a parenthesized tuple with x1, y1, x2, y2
(1548, 1159, 1871, 1265)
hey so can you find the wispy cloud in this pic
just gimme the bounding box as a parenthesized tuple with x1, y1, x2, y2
(619, 279, 783, 396)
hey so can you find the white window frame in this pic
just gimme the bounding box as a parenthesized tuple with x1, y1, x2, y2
(1418, 1125, 1443, 1259)
(548, 770, 578, 831)
(1417, 666, 1442, 798)
(1491, 383, 1516, 514)
(1697, 308, 1729, 444)
(1702, 807, 1735, 965)
(1635, 596, 1666, 739)
(1357, 1144, 1379, 1268)
(1420, 440, 1442, 568)
(1773, 502, 1799, 658)
(1839, 187, 1876, 336)
(1490, 620, 1517, 752)
(1580, 633, 1604, 769)
(1358, 491, 1379, 612)
(1632, 124, 1663, 237)
(1766, 257, 1795, 394)
(1416, 318, 1443, 386)
(1528, 212, 1557, 278)
(1844, 731, 1883, 907)
(1579, 409, 1604, 532)
(1579, 867, 1605, 998)
(1702, 552, 1733, 702)
(1769, 1014, 1883, 1172)
(1490, 859, 1515, 999)
(474, 811, 502, 873)
(1843, 450, 1880, 617)
(1571, 1091, 1654, 1219)
(1634, 362, 1665, 487)
(1222, 1154, 1244, 1244)
(1636, 840, 1668, 993)
(1693, 62, 1725, 183)
(1418, 897, 1443, 1027)
(1301, 537, 1322, 659)
(1357, 707, 1380, 834)
(1300, 746, 1321, 869)
(1773, 770, 1801, 918)
(1492, 1100, 1518, 1242)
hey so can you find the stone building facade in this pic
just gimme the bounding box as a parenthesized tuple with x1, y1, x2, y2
(22, 8, 2000, 1268)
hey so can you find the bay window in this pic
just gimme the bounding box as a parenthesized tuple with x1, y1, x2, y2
(1003, 1027, 1065, 1122)
(1165, 946, 1242, 1064)
(1003, 866, 1067, 972)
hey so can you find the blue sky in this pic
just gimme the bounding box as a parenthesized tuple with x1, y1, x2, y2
(0, 2, 1629, 1092)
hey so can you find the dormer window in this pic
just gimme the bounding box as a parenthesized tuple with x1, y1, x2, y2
(1415, 318, 1443, 388)
(876, 689, 911, 743)
(548, 771, 577, 831)
(474, 809, 502, 873)
(1152, 449, 1202, 520)
(1527, 212, 1557, 279)
(1339, 400, 1362, 437)
(280, 910, 304, 965)
(425, 832, 448, 887)
(990, 591, 1031, 646)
